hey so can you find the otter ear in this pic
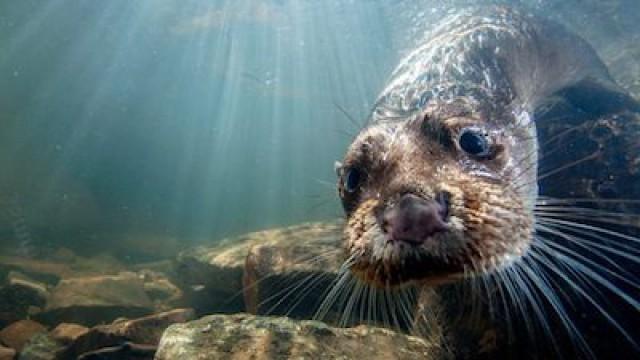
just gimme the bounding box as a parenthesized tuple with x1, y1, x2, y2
(334, 161, 343, 177)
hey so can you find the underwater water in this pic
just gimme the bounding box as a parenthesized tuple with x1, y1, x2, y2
(0, 0, 638, 359)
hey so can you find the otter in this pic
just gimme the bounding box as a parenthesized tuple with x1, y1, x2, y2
(331, 6, 639, 359)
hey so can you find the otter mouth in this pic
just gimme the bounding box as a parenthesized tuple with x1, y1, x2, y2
(349, 247, 465, 288)
(379, 191, 451, 246)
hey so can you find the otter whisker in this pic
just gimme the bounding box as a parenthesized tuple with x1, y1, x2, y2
(536, 241, 639, 311)
(536, 197, 640, 205)
(536, 222, 639, 289)
(492, 268, 516, 343)
(371, 284, 378, 327)
(512, 149, 601, 193)
(384, 287, 397, 331)
(226, 248, 341, 306)
(535, 217, 640, 245)
(398, 287, 416, 333)
(535, 206, 640, 221)
(378, 288, 391, 328)
(314, 255, 357, 322)
(256, 248, 343, 314)
(333, 101, 366, 132)
(333, 127, 357, 140)
(261, 271, 326, 316)
(536, 220, 640, 266)
(536, 210, 640, 229)
(502, 261, 541, 344)
(511, 261, 559, 354)
(284, 272, 336, 318)
(541, 235, 638, 297)
(507, 123, 584, 188)
(313, 178, 339, 189)
(338, 275, 360, 327)
(520, 250, 594, 358)
(528, 245, 638, 349)
(536, 221, 640, 260)
(358, 281, 369, 326)
(506, 126, 589, 191)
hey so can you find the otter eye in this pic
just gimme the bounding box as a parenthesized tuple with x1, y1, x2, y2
(459, 128, 491, 157)
(343, 167, 363, 193)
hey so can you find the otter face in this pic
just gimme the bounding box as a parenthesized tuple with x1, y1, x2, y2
(337, 107, 536, 288)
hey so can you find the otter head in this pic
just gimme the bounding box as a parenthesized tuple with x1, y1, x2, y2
(337, 102, 538, 288)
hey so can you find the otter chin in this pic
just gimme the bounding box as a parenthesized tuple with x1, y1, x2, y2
(337, 103, 536, 289)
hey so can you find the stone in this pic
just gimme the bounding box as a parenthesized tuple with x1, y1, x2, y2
(6, 272, 48, 304)
(241, 222, 343, 319)
(37, 272, 154, 326)
(49, 323, 89, 345)
(0, 256, 69, 283)
(106, 308, 195, 345)
(137, 270, 183, 311)
(173, 221, 342, 316)
(17, 333, 64, 360)
(60, 308, 194, 359)
(0, 272, 49, 328)
(0, 320, 47, 353)
(155, 313, 444, 360)
(0, 345, 15, 360)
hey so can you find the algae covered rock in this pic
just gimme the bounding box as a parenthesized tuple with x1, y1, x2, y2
(155, 313, 443, 360)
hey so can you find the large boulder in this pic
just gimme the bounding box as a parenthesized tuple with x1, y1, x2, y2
(37, 272, 154, 326)
(173, 221, 343, 317)
(155, 313, 445, 360)
(242, 221, 343, 319)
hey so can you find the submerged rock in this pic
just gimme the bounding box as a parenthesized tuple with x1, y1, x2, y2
(17, 333, 64, 360)
(6, 272, 48, 304)
(137, 270, 183, 312)
(155, 313, 443, 360)
(0, 279, 47, 329)
(37, 272, 154, 326)
(0, 320, 47, 353)
(49, 324, 89, 345)
(0, 257, 69, 283)
(242, 222, 343, 319)
(174, 221, 342, 316)
(60, 308, 194, 359)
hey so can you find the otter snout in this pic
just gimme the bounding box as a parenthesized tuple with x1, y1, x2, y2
(381, 193, 449, 244)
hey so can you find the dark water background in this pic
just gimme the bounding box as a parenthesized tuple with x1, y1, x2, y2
(0, 0, 638, 260)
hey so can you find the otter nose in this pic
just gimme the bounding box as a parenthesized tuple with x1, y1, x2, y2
(382, 194, 447, 244)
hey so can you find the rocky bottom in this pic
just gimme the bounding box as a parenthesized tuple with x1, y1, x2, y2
(0, 222, 447, 360)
